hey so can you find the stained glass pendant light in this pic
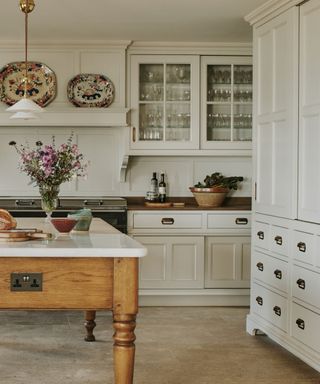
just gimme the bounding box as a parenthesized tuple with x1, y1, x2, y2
(6, 0, 43, 120)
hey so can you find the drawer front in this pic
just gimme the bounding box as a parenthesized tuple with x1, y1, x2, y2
(292, 302, 320, 353)
(293, 230, 315, 265)
(207, 214, 251, 229)
(253, 221, 270, 250)
(252, 251, 288, 293)
(292, 265, 320, 309)
(251, 282, 288, 331)
(133, 212, 203, 229)
(270, 225, 290, 257)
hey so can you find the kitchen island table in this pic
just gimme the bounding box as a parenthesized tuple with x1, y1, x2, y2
(0, 218, 146, 384)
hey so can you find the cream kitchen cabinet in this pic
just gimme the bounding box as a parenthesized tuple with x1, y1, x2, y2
(128, 210, 251, 306)
(130, 55, 200, 150)
(201, 56, 252, 150)
(134, 235, 204, 289)
(205, 236, 251, 288)
(246, 0, 320, 373)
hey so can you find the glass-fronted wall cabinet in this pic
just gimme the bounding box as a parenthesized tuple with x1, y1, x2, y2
(201, 56, 252, 149)
(130, 55, 200, 150)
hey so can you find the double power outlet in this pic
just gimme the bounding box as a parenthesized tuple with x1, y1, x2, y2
(10, 273, 43, 291)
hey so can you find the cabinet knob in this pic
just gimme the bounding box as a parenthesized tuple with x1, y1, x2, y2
(296, 318, 305, 330)
(161, 218, 175, 225)
(257, 231, 264, 240)
(256, 296, 263, 306)
(132, 127, 136, 142)
(296, 278, 306, 290)
(297, 242, 306, 253)
(235, 218, 248, 225)
(274, 269, 282, 280)
(256, 262, 264, 272)
(274, 236, 283, 246)
(273, 306, 281, 316)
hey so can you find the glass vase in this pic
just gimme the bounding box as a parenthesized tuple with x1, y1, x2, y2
(39, 184, 60, 221)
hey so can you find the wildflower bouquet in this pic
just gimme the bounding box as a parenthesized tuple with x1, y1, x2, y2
(9, 133, 89, 216)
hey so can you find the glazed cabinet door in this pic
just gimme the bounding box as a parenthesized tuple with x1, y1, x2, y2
(205, 236, 251, 288)
(201, 56, 252, 150)
(130, 55, 200, 150)
(298, 0, 320, 224)
(253, 7, 298, 219)
(134, 236, 204, 289)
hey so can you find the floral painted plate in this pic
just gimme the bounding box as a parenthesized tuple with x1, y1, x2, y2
(67, 73, 115, 108)
(0, 61, 57, 107)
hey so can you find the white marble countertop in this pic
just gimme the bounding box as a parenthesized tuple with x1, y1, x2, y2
(0, 218, 147, 258)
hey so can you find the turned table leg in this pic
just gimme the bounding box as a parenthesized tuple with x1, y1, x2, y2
(113, 314, 136, 384)
(84, 310, 96, 342)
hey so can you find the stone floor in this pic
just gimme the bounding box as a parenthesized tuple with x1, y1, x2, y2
(0, 307, 319, 384)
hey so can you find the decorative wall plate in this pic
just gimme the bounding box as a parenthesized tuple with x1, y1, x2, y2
(0, 61, 57, 107)
(67, 73, 115, 108)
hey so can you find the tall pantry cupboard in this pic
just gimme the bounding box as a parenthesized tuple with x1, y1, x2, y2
(246, 0, 320, 373)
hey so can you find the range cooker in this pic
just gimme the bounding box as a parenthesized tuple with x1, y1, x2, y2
(0, 197, 127, 234)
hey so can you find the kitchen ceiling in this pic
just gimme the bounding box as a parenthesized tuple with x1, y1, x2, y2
(0, 0, 268, 43)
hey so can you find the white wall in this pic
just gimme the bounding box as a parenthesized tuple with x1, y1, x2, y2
(121, 156, 252, 197)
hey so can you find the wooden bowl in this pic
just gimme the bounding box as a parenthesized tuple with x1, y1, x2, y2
(189, 187, 229, 207)
(51, 218, 77, 233)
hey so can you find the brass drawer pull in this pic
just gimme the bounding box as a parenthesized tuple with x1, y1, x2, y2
(257, 231, 264, 240)
(256, 296, 263, 306)
(274, 236, 283, 245)
(235, 218, 248, 225)
(296, 278, 306, 290)
(161, 218, 175, 225)
(297, 242, 306, 253)
(256, 262, 264, 272)
(296, 318, 305, 330)
(273, 306, 281, 316)
(274, 269, 282, 280)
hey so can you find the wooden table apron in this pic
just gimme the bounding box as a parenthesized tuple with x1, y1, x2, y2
(0, 255, 139, 384)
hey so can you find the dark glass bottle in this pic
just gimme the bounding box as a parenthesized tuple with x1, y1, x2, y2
(149, 172, 158, 201)
(159, 172, 166, 203)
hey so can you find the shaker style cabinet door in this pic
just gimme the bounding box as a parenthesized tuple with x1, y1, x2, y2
(298, 0, 320, 224)
(253, 8, 299, 219)
(134, 236, 204, 289)
(130, 55, 200, 150)
(205, 236, 251, 288)
(201, 56, 253, 150)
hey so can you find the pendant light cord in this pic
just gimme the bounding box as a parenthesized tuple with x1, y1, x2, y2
(24, 0, 29, 97)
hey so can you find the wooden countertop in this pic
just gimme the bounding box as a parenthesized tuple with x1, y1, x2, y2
(127, 196, 251, 211)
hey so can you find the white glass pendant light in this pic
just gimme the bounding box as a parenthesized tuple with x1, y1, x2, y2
(6, 0, 43, 120)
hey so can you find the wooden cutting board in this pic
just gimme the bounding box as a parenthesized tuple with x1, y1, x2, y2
(144, 202, 172, 208)
(0, 229, 53, 242)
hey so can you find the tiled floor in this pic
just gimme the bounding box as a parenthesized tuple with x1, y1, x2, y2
(0, 307, 319, 383)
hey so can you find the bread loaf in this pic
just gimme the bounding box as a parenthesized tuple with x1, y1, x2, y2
(0, 209, 17, 230)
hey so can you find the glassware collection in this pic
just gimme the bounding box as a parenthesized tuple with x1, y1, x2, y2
(206, 64, 253, 142)
(138, 63, 191, 143)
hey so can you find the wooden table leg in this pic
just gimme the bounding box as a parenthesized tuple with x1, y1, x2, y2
(84, 310, 96, 342)
(113, 314, 136, 384)
(113, 257, 139, 384)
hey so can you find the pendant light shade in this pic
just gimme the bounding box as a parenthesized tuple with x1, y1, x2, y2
(6, 0, 43, 120)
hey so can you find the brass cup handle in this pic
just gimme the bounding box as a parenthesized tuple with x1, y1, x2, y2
(235, 218, 248, 225)
(296, 278, 306, 290)
(297, 242, 306, 253)
(161, 218, 175, 225)
(274, 269, 282, 280)
(274, 236, 283, 246)
(273, 306, 281, 316)
(296, 318, 305, 330)
(256, 262, 264, 272)
(256, 296, 263, 306)
(257, 231, 264, 240)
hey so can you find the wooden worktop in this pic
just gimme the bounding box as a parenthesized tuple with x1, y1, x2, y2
(127, 196, 251, 211)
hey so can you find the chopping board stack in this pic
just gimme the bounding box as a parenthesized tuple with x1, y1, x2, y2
(0, 229, 53, 242)
(0, 208, 52, 242)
